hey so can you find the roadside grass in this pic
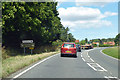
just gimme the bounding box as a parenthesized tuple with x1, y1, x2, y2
(0, 47, 2, 78)
(2, 50, 59, 78)
(102, 47, 119, 59)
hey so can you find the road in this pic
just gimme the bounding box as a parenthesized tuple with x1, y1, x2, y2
(9, 47, 119, 79)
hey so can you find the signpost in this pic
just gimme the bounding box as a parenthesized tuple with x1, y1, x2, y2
(21, 40, 35, 54)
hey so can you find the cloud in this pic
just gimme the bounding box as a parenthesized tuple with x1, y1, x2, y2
(58, 7, 117, 31)
(58, 7, 102, 21)
(104, 12, 118, 16)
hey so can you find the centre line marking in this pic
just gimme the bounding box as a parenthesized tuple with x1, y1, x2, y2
(81, 49, 108, 72)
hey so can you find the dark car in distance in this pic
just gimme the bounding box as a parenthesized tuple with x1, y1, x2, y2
(76, 44, 81, 52)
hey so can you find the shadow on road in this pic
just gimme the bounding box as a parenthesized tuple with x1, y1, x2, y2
(60, 55, 77, 58)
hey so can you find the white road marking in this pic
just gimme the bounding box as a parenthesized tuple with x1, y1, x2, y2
(88, 55, 90, 58)
(100, 50, 119, 61)
(90, 58, 95, 62)
(81, 49, 107, 72)
(81, 49, 118, 78)
(96, 63, 107, 71)
(12, 53, 59, 79)
(86, 52, 90, 58)
(87, 63, 107, 72)
(87, 63, 97, 71)
(82, 58, 85, 62)
(104, 76, 118, 79)
(81, 54, 83, 58)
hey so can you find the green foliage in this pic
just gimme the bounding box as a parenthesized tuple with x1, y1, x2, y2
(114, 33, 120, 45)
(60, 27, 75, 42)
(91, 38, 115, 45)
(2, 2, 64, 48)
(93, 44, 97, 47)
(52, 40, 63, 48)
(99, 44, 114, 47)
(85, 38, 88, 43)
(2, 2, 76, 57)
(68, 33, 76, 42)
(79, 40, 86, 45)
(92, 39, 99, 42)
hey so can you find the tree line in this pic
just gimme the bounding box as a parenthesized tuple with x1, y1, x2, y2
(2, 2, 76, 48)
(80, 34, 119, 45)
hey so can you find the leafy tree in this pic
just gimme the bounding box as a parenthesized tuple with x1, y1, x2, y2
(85, 38, 88, 43)
(2, 2, 63, 48)
(60, 27, 75, 42)
(92, 39, 99, 42)
(98, 39, 103, 44)
(114, 33, 120, 45)
(2, 2, 76, 49)
(79, 40, 86, 45)
(68, 33, 76, 42)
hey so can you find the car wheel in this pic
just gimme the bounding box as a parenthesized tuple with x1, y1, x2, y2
(61, 54, 63, 57)
(74, 54, 77, 58)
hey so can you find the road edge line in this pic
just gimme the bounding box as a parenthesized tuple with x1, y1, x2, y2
(12, 53, 59, 79)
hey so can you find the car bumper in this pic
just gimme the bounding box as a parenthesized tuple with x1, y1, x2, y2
(61, 53, 77, 56)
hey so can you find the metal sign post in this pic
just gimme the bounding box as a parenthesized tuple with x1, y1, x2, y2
(31, 49, 32, 55)
(24, 47, 26, 54)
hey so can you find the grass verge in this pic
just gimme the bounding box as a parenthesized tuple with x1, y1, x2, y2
(102, 47, 119, 59)
(2, 50, 59, 78)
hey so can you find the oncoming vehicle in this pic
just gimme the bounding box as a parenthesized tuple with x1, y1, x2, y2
(76, 44, 81, 52)
(61, 42, 77, 57)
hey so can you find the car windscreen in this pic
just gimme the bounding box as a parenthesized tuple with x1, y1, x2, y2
(63, 44, 74, 48)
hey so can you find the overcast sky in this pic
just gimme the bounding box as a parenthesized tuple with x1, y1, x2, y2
(56, 0, 118, 41)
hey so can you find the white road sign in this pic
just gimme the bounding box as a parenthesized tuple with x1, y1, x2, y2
(22, 40, 33, 43)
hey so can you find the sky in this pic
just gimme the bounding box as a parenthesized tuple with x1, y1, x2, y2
(56, 0, 118, 41)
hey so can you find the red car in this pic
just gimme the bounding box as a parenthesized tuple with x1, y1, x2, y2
(61, 42, 77, 57)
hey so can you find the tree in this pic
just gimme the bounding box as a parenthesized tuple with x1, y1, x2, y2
(98, 39, 103, 44)
(114, 33, 120, 45)
(68, 33, 76, 42)
(79, 40, 86, 45)
(60, 27, 73, 42)
(2, 2, 64, 48)
(85, 38, 88, 43)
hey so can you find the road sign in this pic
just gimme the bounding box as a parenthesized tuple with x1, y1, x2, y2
(22, 40, 33, 43)
(21, 43, 35, 48)
(29, 47, 34, 49)
(21, 40, 35, 54)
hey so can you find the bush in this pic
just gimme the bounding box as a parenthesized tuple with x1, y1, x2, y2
(2, 46, 23, 59)
(93, 44, 97, 47)
(34, 45, 58, 54)
(99, 44, 114, 47)
(2, 44, 59, 60)
(52, 40, 63, 48)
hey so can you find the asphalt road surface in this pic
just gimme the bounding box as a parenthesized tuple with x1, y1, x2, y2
(10, 47, 119, 79)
